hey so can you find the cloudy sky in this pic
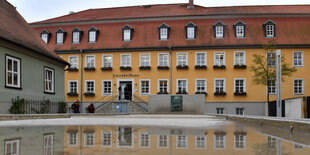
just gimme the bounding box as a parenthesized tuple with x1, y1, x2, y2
(7, 0, 310, 23)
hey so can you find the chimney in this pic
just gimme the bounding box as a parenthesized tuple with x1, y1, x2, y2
(187, 0, 195, 9)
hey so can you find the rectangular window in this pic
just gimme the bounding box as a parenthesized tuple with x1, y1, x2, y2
(215, 79, 225, 93)
(234, 51, 245, 65)
(68, 81, 78, 93)
(267, 52, 276, 67)
(44, 67, 54, 93)
(68, 132, 77, 146)
(294, 144, 303, 150)
(216, 108, 224, 114)
(187, 27, 195, 39)
(177, 53, 188, 66)
(267, 136, 276, 148)
(214, 134, 225, 149)
(6, 55, 21, 88)
(140, 80, 150, 95)
(121, 54, 131, 67)
(235, 79, 246, 93)
(123, 29, 131, 41)
(72, 32, 80, 43)
(84, 133, 94, 146)
(177, 135, 187, 148)
(215, 26, 224, 38)
(5, 139, 20, 155)
(195, 52, 207, 66)
(85, 80, 95, 93)
(41, 33, 48, 43)
(160, 28, 168, 40)
(236, 26, 244, 38)
(236, 108, 244, 115)
(139, 132, 150, 148)
(85, 55, 95, 68)
(102, 54, 112, 68)
(195, 135, 206, 149)
(266, 25, 274, 37)
(140, 53, 151, 67)
(294, 79, 304, 95)
(234, 133, 246, 149)
(158, 53, 169, 67)
(102, 131, 112, 147)
(117, 127, 133, 147)
(89, 31, 96, 42)
(44, 134, 54, 155)
(158, 79, 168, 93)
(158, 135, 168, 148)
(293, 51, 304, 67)
(177, 79, 187, 93)
(214, 52, 225, 66)
(69, 56, 78, 69)
(268, 80, 276, 94)
(102, 80, 112, 95)
(196, 79, 206, 93)
(56, 33, 64, 44)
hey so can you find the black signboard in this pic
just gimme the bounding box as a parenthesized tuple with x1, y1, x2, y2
(171, 96, 183, 112)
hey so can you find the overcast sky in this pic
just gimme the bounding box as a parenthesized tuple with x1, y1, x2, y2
(7, 0, 310, 23)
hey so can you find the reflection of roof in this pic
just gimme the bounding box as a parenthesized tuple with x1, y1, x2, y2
(31, 4, 310, 24)
(0, 0, 67, 65)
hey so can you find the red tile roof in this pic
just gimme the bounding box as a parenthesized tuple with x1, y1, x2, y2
(0, 0, 67, 65)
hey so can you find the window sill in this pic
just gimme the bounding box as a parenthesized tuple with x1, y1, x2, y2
(176, 65, 188, 69)
(88, 41, 97, 43)
(157, 92, 169, 95)
(294, 93, 304, 95)
(159, 39, 168, 41)
(293, 65, 304, 68)
(139, 66, 151, 70)
(84, 67, 96, 71)
(214, 92, 226, 96)
(120, 66, 132, 70)
(122, 40, 132, 42)
(55, 43, 64, 45)
(195, 65, 207, 69)
(68, 68, 79, 71)
(102, 94, 112, 96)
(84, 92, 95, 97)
(215, 37, 224, 39)
(213, 65, 226, 69)
(5, 85, 22, 90)
(265, 36, 275, 38)
(234, 92, 247, 96)
(234, 65, 247, 69)
(67, 92, 79, 96)
(157, 66, 169, 70)
(101, 67, 113, 71)
(44, 91, 55, 95)
(235, 36, 245, 39)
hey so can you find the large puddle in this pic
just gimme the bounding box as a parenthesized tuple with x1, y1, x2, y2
(0, 115, 309, 155)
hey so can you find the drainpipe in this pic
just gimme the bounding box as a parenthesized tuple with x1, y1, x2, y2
(169, 46, 172, 94)
(80, 49, 83, 113)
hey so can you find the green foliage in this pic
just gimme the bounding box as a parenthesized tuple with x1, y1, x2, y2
(58, 101, 67, 113)
(33, 99, 50, 114)
(9, 97, 26, 114)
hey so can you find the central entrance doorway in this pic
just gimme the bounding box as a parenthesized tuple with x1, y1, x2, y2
(117, 79, 134, 101)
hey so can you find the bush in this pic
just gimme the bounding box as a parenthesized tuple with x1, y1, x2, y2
(9, 97, 26, 114)
(58, 101, 67, 113)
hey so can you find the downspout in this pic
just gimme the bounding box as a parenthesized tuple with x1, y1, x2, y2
(169, 46, 172, 94)
(80, 49, 83, 113)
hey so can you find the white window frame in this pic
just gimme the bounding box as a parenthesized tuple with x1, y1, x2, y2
(176, 135, 188, 149)
(85, 80, 95, 94)
(157, 135, 169, 148)
(234, 78, 246, 93)
(294, 143, 304, 150)
(44, 67, 55, 93)
(120, 54, 131, 67)
(72, 31, 80, 44)
(293, 79, 304, 95)
(102, 80, 112, 96)
(195, 52, 207, 66)
(5, 139, 20, 155)
(67, 132, 78, 146)
(102, 54, 113, 68)
(266, 25, 274, 37)
(267, 79, 276, 95)
(236, 108, 245, 115)
(187, 27, 195, 39)
(236, 25, 244, 38)
(195, 78, 207, 93)
(215, 26, 224, 38)
(68, 55, 79, 69)
(293, 51, 304, 67)
(234, 134, 246, 150)
(160, 28, 168, 40)
(85, 55, 96, 68)
(216, 108, 225, 114)
(176, 52, 188, 66)
(139, 132, 150, 148)
(214, 134, 226, 149)
(267, 136, 276, 148)
(234, 51, 246, 65)
(5, 55, 21, 88)
(176, 79, 188, 93)
(56, 32, 64, 44)
(101, 130, 112, 147)
(140, 53, 151, 67)
(214, 52, 225, 66)
(68, 80, 78, 94)
(214, 78, 226, 93)
(140, 79, 151, 96)
(267, 52, 276, 67)
(41, 33, 48, 43)
(158, 79, 169, 93)
(123, 29, 131, 41)
(44, 134, 54, 155)
(195, 135, 207, 149)
(89, 31, 97, 43)
(84, 133, 95, 147)
(158, 53, 169, 67)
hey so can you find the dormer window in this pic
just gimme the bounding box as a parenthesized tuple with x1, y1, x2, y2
(214, 21, 225, 38)
(72, 27, 82, 44)
(40, 30, 51, 44)
(122, 24, 133, 41)
(185, 22, 197, 39)
(158, 23, 170, 40)
(88, 26, 99, 43)
(55, 28, 66, 44)
(263, 20, 276, 38)
(234, 21, 246, 38)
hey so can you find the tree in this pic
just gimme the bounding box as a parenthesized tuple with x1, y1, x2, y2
(250, 40, 297, 115)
